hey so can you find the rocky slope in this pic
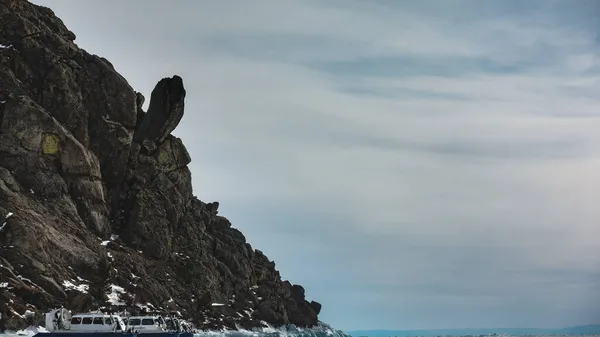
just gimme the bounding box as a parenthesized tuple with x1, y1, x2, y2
(0, 0, 321, 331)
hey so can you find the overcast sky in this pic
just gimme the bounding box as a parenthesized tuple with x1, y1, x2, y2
(32, 0, 600, 331)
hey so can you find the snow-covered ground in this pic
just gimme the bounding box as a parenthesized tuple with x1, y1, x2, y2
(0, 323, 350, 337)
(191, 323, 351, 337)
(0, 326, 47, 337)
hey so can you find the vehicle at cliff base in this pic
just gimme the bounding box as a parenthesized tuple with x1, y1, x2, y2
(37, 309, 194, 337)
(44, 309, 125, 333)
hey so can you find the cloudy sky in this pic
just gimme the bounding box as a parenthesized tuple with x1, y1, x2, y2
(32, 0, 600, 331)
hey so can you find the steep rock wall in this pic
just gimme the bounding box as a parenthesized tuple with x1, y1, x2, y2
(0, 0, 321, 331)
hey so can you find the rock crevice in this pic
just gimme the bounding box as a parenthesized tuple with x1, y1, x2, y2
(0, 0, 321, 331)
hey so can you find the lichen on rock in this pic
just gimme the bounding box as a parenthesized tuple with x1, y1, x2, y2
(41, 133, 59, 154)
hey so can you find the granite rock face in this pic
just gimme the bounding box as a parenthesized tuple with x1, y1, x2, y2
(0, 0, 321, 331)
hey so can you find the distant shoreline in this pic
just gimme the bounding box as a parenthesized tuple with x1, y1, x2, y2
(346, 324, 600, 337)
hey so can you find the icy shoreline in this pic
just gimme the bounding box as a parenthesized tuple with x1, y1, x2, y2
(0, 322, 351, 337)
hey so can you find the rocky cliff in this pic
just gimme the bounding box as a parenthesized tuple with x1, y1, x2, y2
(0, 0, 321, 331)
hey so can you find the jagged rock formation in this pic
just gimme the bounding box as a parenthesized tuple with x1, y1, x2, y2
(0, 0, 321, 331)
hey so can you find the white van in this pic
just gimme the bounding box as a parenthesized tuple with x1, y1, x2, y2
(45, 309, 126, 333)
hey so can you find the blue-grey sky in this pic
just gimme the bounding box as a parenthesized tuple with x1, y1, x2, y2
(32, 0, 600, 331)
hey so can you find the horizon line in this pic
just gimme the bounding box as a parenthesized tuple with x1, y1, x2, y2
(345, 324, 600, 332)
